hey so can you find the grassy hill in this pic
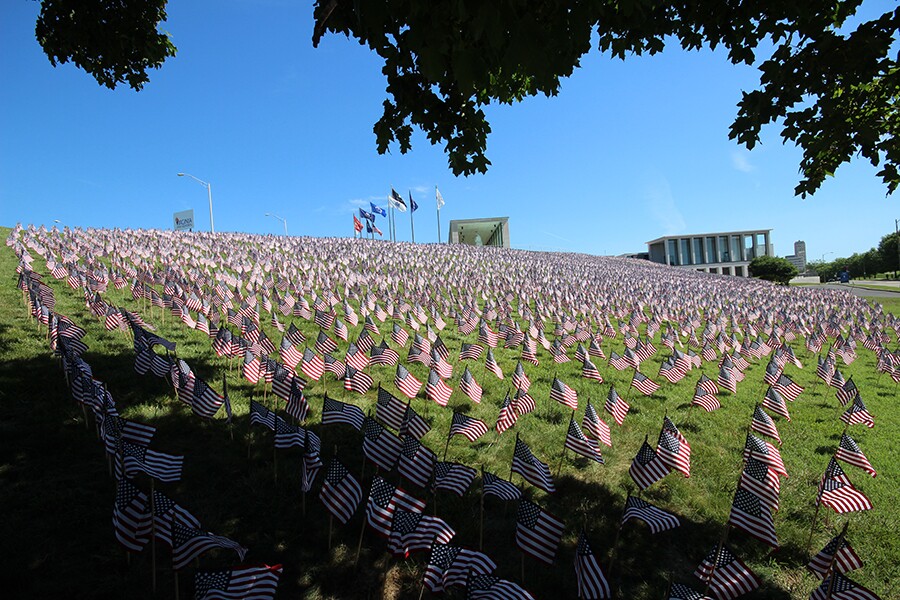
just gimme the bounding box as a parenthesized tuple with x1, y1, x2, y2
(1, 226, 897, 599)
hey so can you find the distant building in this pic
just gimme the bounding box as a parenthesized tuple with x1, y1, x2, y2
(449, 217, 510, 248)
(646, 229, 773, 277)
(784, 240, 807, 273)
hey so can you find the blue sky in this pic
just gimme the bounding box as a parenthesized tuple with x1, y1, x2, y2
(1, 1, 895, 261)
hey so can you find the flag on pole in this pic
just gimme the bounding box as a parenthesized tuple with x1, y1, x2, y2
(194, 564, 283, 600)
(389, 188, 407, 212)
(574, 530, 612, 599)
(515, 498, 564, 564)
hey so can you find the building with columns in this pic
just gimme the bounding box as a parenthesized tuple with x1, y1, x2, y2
(646, 229, 773, 277)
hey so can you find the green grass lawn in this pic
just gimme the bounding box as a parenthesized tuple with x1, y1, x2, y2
(1, 226, 897, 599)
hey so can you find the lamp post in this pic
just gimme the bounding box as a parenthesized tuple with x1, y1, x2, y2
(265, 212, 288, 236)
(821, 251, 834, 262)
(177, 173, 215, 233)
(895, 218, 899, 279)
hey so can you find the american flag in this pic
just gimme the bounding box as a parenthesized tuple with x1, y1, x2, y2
(285, 378, 308, 422)
(608, 351, 630, 371)
(511, 361, 530, 390)
(190, 377, 226, 419)
(387, 509, 456, 558)
(466, 574, 535, 600)
(171, 523, 247, 571)
(459, 366, 483, 403)
(395, 363, 423, 399)
(370, 342, 400, 366)
(605, 385, 630, 426)
(621, 495, 680, 534)
(113, 479, 151, 552)
(319, 459, 362, 525)
(588, 338, 605, 358)
(285, 322, 305, 346)
(432, 461, 477, 496)
(764, 359, 783, 386)
(656, 417, 691, 477)
(482, 470, 521, 501)
(298, 348, 324, 381)
(772, 373, 804, 401)
(750, 405, 781, 444)
(834, 433, 877, 477)
(818, 459, 872, 514)
(696, 373, 719, 396)
(249, 399, 277, 430)
(511, 437, 555, 493)
(836, 377, 859, 406)
(117, 440, 183, 483)
(631, 370, 660, 396)
(365, 475, 425, 538)
(321, 395, 364, 430)
(397, 434, 436, 488)
(484, 348, 503, 379)
(762, 387, 791, 421)
(550, 377, 578, 410)
(449, 412, 488, 442)
(581, 357, 604, 383)
(459, 343, 483, 361)
(243, 349, 262, 382)
(362, 417, 402, 471)
(564, 418, 604, 464)
(668, 582, 712, 600)
(693, 545, 760, 600)
(515, 498, 564, 564)
(582, 402, 612, 447)
(194, 564, 283, 600)
(840, 395, 875, 428)
(717, 366, 737, 394)
(376, 385, 407, 431)
(809, 573, 880, 600)
(315, 329, 338, 354)
(423, 543, 496, 594)
(343, 365, 373, 394)
(728, 488, 778, 548)
(496, 392, 518, 434)
(391, 323, 409, 347)
(739, 458, 781, 511)
(431, 349, 454, 379)
(150, 489, 202, 547)
(807, 533, 864, 578)
(344, 342, 369, 371)
(101, 415, 156, 458)
(574, 530, 611, 599)
(743, 434, 788, 478)
(628, 440, 669, 490)
(426, 369, 453, 406)
(399, 403, 431, 440)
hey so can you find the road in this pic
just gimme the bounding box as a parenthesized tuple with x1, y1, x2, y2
(817, 283, 900, 299)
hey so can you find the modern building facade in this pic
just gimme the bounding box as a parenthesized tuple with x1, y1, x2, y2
(448, 217, 510, 248)
(784, 240, 807, 273)
(646, 229, 773, 277)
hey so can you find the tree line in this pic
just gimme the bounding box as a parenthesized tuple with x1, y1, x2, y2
(808, 230, 900, 281)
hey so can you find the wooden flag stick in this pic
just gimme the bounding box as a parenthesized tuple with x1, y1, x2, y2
(174, 571, 180, 600)
(479, 465, 485, 552)
(150, 478, 157, 593)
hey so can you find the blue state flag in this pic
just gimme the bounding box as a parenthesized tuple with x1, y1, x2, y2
(409, 192, 418, 213)
(370, 202, 387, 217)
(359, 208, 376, 222)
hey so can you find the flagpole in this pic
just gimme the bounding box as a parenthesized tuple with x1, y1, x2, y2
(410, 198, 416, 244)
(436, 186, 442, 243)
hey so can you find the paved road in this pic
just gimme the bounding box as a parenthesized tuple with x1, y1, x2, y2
(817, 283, 900, 299)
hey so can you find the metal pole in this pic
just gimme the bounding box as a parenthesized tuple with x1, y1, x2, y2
(410, 203, 416, 243)
(894, 218, 899, 279)
(437, 204, 441, 243)
(207, 183, 215, 233)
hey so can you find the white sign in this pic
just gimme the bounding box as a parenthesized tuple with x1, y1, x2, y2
(174, 209, 194, 232)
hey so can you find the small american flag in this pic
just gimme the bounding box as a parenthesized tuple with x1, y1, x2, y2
(397, 434, 436, 488)
(432, 461, 477, 496)
(515, 498, 564, 564)
(194, 564, 282, 600)
(807, 533, 864, 578)
(574, 530, 611, 599)
(449, 411, 488, 442)
(319, 459, 362, 524)
(511, 437, 555, 493)
(628, 440, 669, 490)
(365, 475, 425, 538)
(321, 395, 364, 430)
(621, 495, 680, 534)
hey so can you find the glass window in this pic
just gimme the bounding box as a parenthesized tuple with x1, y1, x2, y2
(681, 239, 692, 266)
(756, 233, 767, 256)
(731, 235, 743, 262)
(668, 240, 678, 265)
(719, 236, 730, 262)
(706, 237, 717, 263)
(693, 238, 705, 264)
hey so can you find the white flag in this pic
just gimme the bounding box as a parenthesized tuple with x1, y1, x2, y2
(435, 187, 445, 209)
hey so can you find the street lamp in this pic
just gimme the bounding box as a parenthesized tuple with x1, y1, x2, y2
(265, 212, 288, 236)
(821, 251, 834, 262)
(177, 173, 215, 233)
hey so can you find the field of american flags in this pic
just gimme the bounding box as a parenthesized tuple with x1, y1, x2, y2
(1, 224, 899, 600)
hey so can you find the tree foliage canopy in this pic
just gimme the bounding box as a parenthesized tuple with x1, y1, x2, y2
(748, 256, 798, 284)
(33, 0, 900, 197)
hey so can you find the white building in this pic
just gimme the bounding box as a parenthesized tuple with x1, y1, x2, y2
(646, 229, 773, 277)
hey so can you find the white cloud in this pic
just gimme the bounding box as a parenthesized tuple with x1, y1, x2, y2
(731, 150, 756, 173)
